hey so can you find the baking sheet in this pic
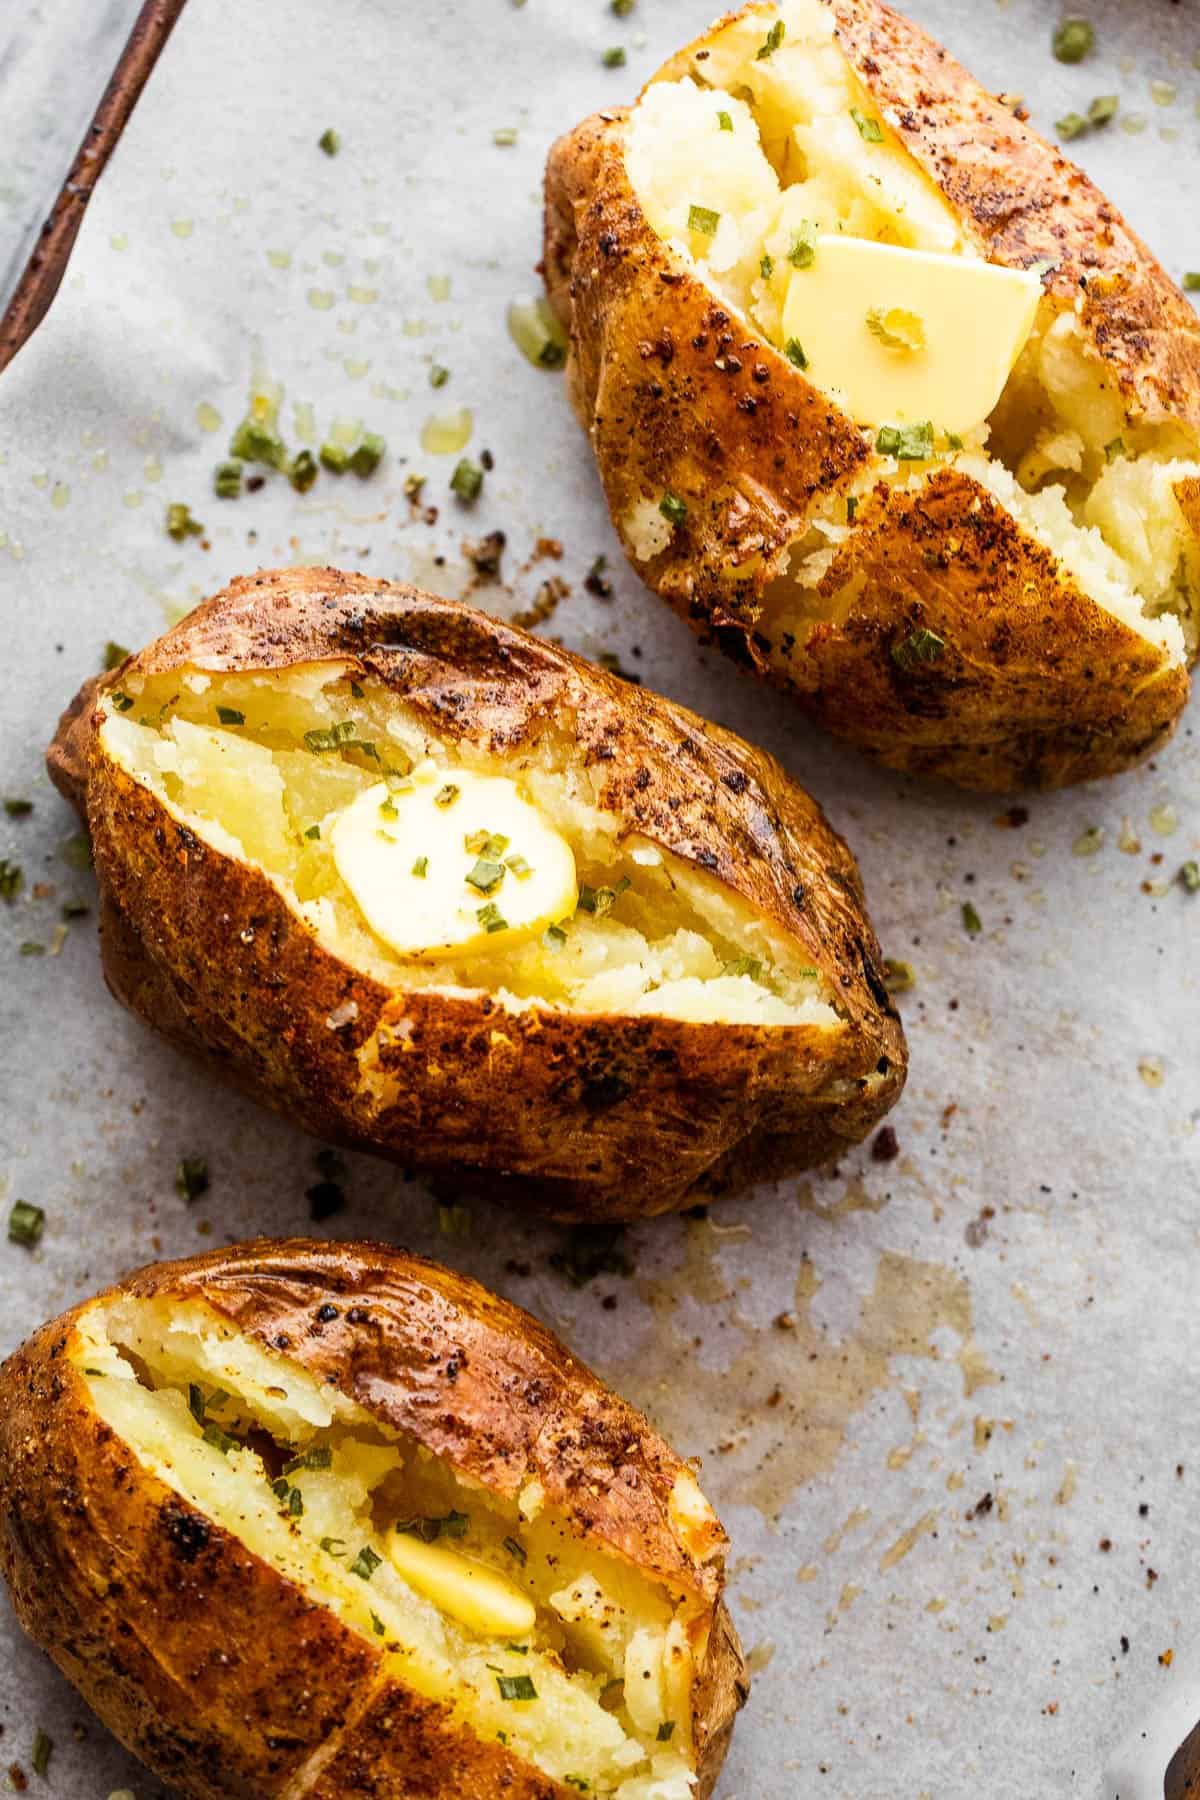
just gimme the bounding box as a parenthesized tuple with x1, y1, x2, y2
(1, 1, 1199, 1794)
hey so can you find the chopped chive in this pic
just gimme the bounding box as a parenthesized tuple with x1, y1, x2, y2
(876, 421, 933, 461)
(202, 1420, 238, 1455)
(7, 1201, 45, 1248)
(430, 364, 450, 388)
(1185, 273, 1200, 293)
(318, 127, 341, 155)
(1056, 111, 1088, 140)
(611, 0, 635, 12)
(1178, 859, 1200, 892)
(542, 924, 567, 951)
(493, 126, 519, 146)
(846, 495, 858, 522)
(784, 338, 808, 370)
(755, 19, 784, 59)
(289, 448, 319, 492)
(19, 941, 44, 957)
(659, 490, 687, 526)
(61, 900, 90, 919)
(434, 783, 460, 808)
(304, 720, 356, 753)
(412, 855, 429, 878)
(3, 798, 32, 818)
(289, 1486, 304, 1517)
(350, 1544, 383, 1580)
(0, 859, 23, 901)
(657, 1721, 676, 1741)
(477, 901, 509, 933)
(577, 878, 628, 918)
(497, 1673, 538, 1701)
(188, 1382, 206, 1424)
(284, 1445, 332, 1474)
(759, 253, 774, 279)
(404, 471, 426, 499)
(466, 858, 506, 894)
(31, 1729, 53, 1778)
(304, 824, 321, 840)
(450, 457, 484, 502)
(717, 109, 733, 131)
(602, 46, 627, 67)
(216, 706, 245, 726)
(111, 690, 134, 713)
(175, 1156, 210, 1202)
(687, 204, 720, 236)
(883, 957, 915, 993)
(786, 224, 816, 269)
(166, 501, 204, 542)
(850, 107, 883, 142)
(103, 640, 131, 670)
(371, 1610, 386, 1635)
(320, 441, 351, 474)
(214, 459, 242, 499)
(1088, 93, 1118, 126)
(503, 1535, 528, 1565)
(505, 854, 532, 880)
(229, 417, 286, 469)
(349, 431, 386, 478)
(891, 627, 946, 670)
(947, 432, 964, 450)
(1052, 17, 1094, 62)
(1104, 436, 1126, 463)
(321, 1536, 346, 1554)
(961, 901, 983, 936)
(722, 954, 763, 980)
(437, 1202, 471, 1239)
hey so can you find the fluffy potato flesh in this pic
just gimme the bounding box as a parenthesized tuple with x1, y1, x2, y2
(75, 1296, 711, 1798)
(99, 663, 836, 1028)
(626, 0, 1200, 661)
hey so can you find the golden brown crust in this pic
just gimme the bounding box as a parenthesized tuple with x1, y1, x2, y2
(0, 1239, 745, 1800)
(47, 566, 905, 1221)
(543, 2, 1196, 791)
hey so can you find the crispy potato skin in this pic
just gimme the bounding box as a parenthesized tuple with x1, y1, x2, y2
(543, 0, 1199, 790)
(47, 567, 905, 1222)
(0, 1239, 747, 1800)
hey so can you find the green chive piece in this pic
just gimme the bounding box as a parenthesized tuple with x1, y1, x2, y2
(717, 109, 733, 131)
(430, 364, 450, 388)
(493, 126, 519, 147)
(61, 900, 90, 919)
(350, 1544, 383, 1580)
(304, 720, 356, 753)
(412, 855, 429, 878)
(349, 431, 386, 478)
(659, 490, 687, 526)
(3, 798, 32, 818)
(784, 338, 808, 370)
(497, 1673, 538, 1701)
(437, 1202, 471, 1239)
(759, 253, 774, 279)
(8, 1201, 45, 1248)
(756, 19, 784, 59)
(214, 459, 242, 499)
(103, 640, 131, 670)
(477, 901, 509, 933)
(229, 417, 286, 469)
(1056, 112, 1088, 140)
(786, 224, 816, 268)
(657, 1721, 676, 1742)
(602, 46, 627, 67)
(289, 1486, 304, 1516)
(289, 448, 319, 492)
(166, 501, 203, 541)
(466, 858, 506, 894)
(1052, 16, 1094, 62)
(503, 1535, 527, 1565)
(371, 1610, 386, 1635)
(61, 832, 92, 870)
(19, 941, 44, 957)
(434, 783, 460, 808)
(892, 627, 946, 670)
(505, 854, 532, 880)
(722, 954, 764, 980)
(876, 420, 934, 460)
(321, 1537, 346, 1554)
(0, 859, 22, 902)
(1088, 94, 1118, 126)
(883, 957, 915, 994)
(577, 878, 628, 918)
(320, 440, 351, 474)
(202, 1420, 238, 1455)
(1104, 436, 1126, 462)
(31, 1728, 53, 1778)
(111, 690, 134, 712)
(284, 1445, 332, 1474)
(304, 824, 321, 840)
(850, 107, 883, 142)
(947, 431, 964, 450)
(216, 706, 245, 726)
(1178, 859, 1200, 892)
(542, 924, 567, 952)
(450, 457, 484, 502)
(318, 127, 341, 155)
(188, 1382, 206, 1424)
(961, 900, 983, 936)
(846, 495, 859, 522)
(611, 0, 635, 13)
(175, 1156, 210, 1202)
(687, 204, 720, 236)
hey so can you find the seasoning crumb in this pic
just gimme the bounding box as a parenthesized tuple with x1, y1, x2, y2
(584, 555, 614, 598)
(463, 531, 506, 578)
(1160, 1648, 1175, 1667)
(870, 1126, 900, 1163)
(512, 577, 569, 630)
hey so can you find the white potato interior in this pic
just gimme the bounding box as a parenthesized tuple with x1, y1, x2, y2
(626, 0, 1200, 661)
(76, 1296, 711, 1798)
(100, 663, 836, 1029)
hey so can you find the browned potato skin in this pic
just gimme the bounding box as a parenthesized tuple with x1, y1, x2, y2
(543, 0, 1200, 790)
(47, 566, 905, 1222)
(0, 1238, 747, 1799)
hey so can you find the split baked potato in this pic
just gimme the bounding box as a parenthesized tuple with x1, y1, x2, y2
(0, 1237, 746, 1798)
(544, 0, 1200, 789)
(47, 566, 904, 1220)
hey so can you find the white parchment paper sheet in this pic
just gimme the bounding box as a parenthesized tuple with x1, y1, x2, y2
(1, 2, 1199, 1795)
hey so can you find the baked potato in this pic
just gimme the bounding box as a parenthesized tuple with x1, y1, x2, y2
(544, 0, 1200, 790)
(46, 566, 905, 1221)
(0, 1236, 746, 1798)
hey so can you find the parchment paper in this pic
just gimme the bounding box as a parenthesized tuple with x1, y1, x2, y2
(1, 3, 1199, 1795)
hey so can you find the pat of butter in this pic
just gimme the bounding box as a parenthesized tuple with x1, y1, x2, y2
(330, 770, 577, 959)
(387, 1532, 537, 1639)
(781, 237, 1042, 435)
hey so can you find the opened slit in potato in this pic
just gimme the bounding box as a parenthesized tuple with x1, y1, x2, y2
(48, 568, 906, 1218)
